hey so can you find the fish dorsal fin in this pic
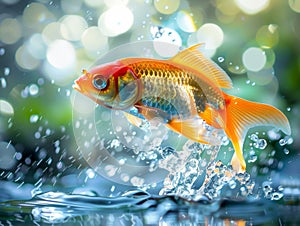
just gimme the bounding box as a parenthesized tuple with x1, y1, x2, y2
(168, 43, 233, 89)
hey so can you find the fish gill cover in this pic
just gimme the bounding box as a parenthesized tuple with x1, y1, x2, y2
(0, 0, 299, 225)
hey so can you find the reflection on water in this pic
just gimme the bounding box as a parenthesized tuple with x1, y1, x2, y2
(1, 184, 300, 225)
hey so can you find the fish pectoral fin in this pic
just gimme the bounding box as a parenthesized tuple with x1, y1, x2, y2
(223, 92, 291, 172)
(166, 118, 222, 145)
(123, 112, 143, 128)
(168, 43, 233, 89)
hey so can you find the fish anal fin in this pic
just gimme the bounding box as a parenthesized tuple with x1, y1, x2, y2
(168, 44, 233, 89)
(223, 92, 291, 172)
(166, 118, 221, 145)
(199, 104, 223, 129)
(134, 103, 170, 127)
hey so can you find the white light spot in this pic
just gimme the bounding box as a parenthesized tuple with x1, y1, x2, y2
(235, 0, 270, 15)
(46, 39, 76, 69)
(0, 100, 14, 115)
(197, 23, 224, 49)
(242, 47, 266, 72)
(60, 15, 88, 41)
(98, 6, 134, 37)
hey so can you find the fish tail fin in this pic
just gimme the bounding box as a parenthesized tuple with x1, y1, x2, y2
(222, 92, 291, 172)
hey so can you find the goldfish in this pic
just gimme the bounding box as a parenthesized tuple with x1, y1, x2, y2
(73, 43, 291, 172)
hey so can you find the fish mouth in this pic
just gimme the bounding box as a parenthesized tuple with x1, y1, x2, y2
(72, 80, 82, 92)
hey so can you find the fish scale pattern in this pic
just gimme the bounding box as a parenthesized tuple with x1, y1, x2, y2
(128, 61, 224, 120)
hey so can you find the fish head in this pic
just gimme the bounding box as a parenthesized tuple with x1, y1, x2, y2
(73, 61, 140, 109)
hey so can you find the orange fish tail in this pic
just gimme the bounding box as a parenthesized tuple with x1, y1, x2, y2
(222, 92, 291, 172)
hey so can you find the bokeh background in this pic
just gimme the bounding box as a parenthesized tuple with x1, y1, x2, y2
(0, 0, 299, 193)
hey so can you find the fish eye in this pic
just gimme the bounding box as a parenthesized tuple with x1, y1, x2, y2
(93, 75, 107, 90)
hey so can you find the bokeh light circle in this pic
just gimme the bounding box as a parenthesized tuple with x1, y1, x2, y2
(289, 0, 300, 13)
(0, 18, 22, 45)
(42, 22, 65, 44)
(98, 6, 134, 37)
(197, 23, 224, 49)
(154, 0, 180, 15)
(60, 15, 88, 41)
(242, 47, 266, 72)
(26, 33, 47, 60)
(61, 0, 83, 14)
(84, 0, 104, 8)
(247, 67, 274, 86)
(46, 39, 76, 69)
(234, 0, 270, 15)
(22, 2, 55, 30)
(256, 24, 279, 48)
(0, 99, 14, 116)
(15, 45, 40, 70)
(81, 26, 108, 58)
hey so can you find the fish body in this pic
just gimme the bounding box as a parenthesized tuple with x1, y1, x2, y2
(73, 44, 291, 172)
(120, 58, 223, 121)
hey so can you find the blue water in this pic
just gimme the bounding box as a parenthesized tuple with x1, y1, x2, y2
(1, 183, 300, 225)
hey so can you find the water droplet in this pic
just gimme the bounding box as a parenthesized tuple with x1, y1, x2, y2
(4, 67, 10, 76)
(255, 139, 267, 149)
(31, 187, 42, 197)
(110, 185, 115, 192)
(271, 192, 283, 200)
(228, 179, 236, 189)
(29, 84, 39, 96)
(0, 77, 7, 88)
(0, 48, 5, 56)
(37, 78, 44, 85)
(279, 138, 287, 146)
(250, 134, 258, 142)
(248, 154, 257, 163)
(56, 161, 64, 169)
(287, 137, 293, 145)
(218, 56, 224, 62)
(30, 114, 39, 123)
(86, 168, 95, 178)
(35, 132, 41, 139)
(283, 148, 289, 155)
